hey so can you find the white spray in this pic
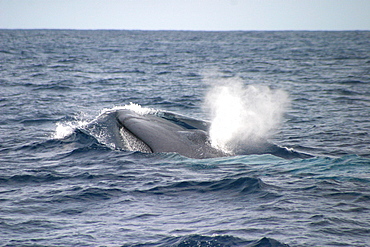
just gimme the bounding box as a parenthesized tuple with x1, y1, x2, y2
(203, 73, 289, 154)
(53, 117, 89, 140)
(53, 103, 155, 140)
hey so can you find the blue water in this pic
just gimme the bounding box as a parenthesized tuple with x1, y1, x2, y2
(1, 30, 370, 246)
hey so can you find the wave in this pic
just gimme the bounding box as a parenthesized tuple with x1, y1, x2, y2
(137, 177, 266, 195)
(13, 128, 108, 163)
(123, 235, 289, 247)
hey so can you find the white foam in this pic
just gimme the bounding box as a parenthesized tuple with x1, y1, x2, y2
(203, 72, 290, 153)
(53, 120, 88, 139)
(52, 103, 154, 140)
(99, 102, 156, 116)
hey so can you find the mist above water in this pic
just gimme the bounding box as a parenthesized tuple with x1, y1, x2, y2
(203, 73, 290, 154)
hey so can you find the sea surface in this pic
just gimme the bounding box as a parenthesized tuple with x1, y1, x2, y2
(1, 30, 370, 246)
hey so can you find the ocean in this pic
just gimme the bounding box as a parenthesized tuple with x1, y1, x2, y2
(0, 30, 369, 246)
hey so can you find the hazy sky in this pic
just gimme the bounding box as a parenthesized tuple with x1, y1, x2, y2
(1, 0, 369, 31)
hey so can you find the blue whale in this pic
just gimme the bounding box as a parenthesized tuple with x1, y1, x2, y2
(116, 109, 225, 158)
(112, 109, 311, 159)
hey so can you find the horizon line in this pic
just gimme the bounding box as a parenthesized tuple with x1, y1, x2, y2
(1, 28, 369, 32)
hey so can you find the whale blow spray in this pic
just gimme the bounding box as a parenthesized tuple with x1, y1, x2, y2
(203, 74, 290, 154)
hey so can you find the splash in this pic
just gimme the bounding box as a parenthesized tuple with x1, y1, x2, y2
(52, 103, 155, 141)
(53, 122, 75, 139)
(100, 102, 156, 116)
(203, 73, 289, 153)
(53, 118, 89, 139)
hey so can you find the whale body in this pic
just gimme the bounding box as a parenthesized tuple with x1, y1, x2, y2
(116, 109, 225, 158)
(109, 109, 311, 159)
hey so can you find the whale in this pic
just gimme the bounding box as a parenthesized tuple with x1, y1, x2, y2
(111, 109, 312, 159)
(116, 109, 225, 158)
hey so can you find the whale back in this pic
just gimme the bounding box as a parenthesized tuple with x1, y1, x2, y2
(116, 109, 225, 158)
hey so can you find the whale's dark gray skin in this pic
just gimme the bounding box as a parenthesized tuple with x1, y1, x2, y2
(114, 109, 312, 159)
(116, 109, 226, 158)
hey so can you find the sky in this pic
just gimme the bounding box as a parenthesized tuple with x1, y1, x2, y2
(1, 0, 370, 31)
